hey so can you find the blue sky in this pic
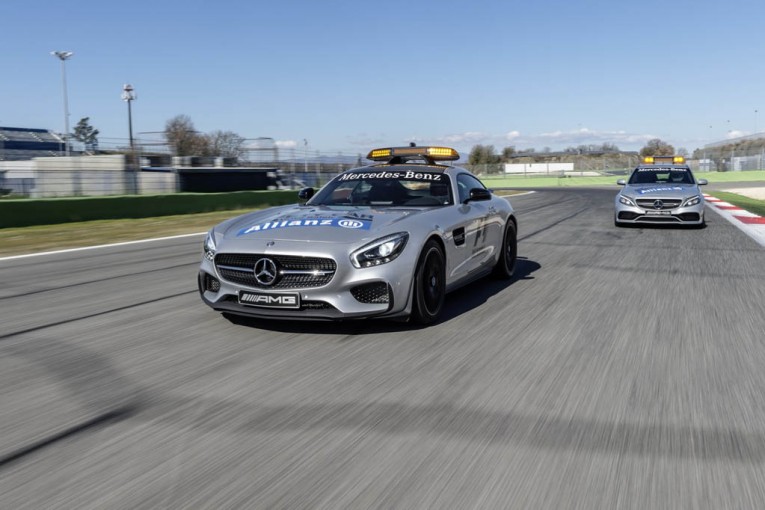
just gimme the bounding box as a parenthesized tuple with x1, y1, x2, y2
(2, 0, 763, 156)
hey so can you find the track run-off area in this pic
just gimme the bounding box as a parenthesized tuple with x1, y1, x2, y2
(2, 188, 765, 509)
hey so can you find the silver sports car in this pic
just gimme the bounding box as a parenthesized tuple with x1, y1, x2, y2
(614, 156, 707, 227)
(198, 145, 518, 324)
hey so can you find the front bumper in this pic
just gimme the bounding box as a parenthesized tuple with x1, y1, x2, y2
(197, 241, 417, 320)
(614, 201, 705, 225)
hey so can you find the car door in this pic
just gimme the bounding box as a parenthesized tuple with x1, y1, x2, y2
(447, 173, 493, 281)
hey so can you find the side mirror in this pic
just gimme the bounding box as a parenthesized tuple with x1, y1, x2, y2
(616, 179, 626, 186)
(464, 188, 491, 203)
(697, 179, 708, 186)
(298, 187, 314, 200)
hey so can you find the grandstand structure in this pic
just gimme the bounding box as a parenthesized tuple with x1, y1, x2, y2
(0, 126, 66, 161)
(701, 132, 765, 171)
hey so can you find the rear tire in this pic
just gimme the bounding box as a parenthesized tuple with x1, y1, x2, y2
(411, 240, 446, 325)
(493, 220, 517, 279)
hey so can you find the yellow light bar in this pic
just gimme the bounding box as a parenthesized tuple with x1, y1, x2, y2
(369, 148, 392, 159)
(426, 147, 459, 159)
(366, 146, 460, 161)
(643, 155, 684, 164)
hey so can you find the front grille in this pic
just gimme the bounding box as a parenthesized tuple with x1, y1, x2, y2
(351, 282, 390, 304)
(636, 198, 682, 210)
(215, 253, 336, 289)
(303, 301, 335, 310)
(678, 213, 701, 221)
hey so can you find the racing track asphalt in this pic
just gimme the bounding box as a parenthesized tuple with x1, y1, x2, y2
(1, 188, 765, 509)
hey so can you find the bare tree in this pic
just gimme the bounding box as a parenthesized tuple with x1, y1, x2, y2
(207, 130, 246, 159)
(164, 115, 205, 156)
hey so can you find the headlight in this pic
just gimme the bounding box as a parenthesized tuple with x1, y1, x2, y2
(682, 195, 701, 207)
(351, 232, 409, 268)
(203, 231, 217, 261)
(618, 195, 636, 207)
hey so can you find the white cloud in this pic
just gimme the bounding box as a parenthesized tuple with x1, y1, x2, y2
(505, 130, 521, 141)
(535, 128, 655, 147)
(726, 130, 749, 139)
(334, 127, 660, 154)
(275, 140, 298, 149)
(428, 132, 487, 145)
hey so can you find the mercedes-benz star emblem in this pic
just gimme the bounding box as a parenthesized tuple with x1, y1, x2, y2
(653, 200, 664, 210)
(254, 258, 278, 286)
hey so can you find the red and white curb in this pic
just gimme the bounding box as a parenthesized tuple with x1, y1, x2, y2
(704, 194, 765, 248)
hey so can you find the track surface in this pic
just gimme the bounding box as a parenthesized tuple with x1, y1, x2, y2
(2, 188, 765, 509)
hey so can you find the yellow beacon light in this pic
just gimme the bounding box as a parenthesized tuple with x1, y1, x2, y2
(643, 156, 655, 164)
(366, 146, 460, 162)
(673, 156, 685, 164)
(369, 148, 392, 160)
(426, 147, 459, 159)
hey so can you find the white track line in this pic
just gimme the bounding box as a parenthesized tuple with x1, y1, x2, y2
(0, 232, 206, 262)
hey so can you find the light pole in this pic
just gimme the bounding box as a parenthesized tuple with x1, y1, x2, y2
(121, 84, 137, 151)
(303, 138, 308, 181)
(51, 51, 73, 156)
(121, 84, 138, 194)
(756, 109, 759, 134)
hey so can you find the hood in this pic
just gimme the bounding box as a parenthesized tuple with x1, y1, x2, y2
(219, 204, 424, 244)
(622, 183, 699, 198)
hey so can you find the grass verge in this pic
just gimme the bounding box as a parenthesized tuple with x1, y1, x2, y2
(1, 188, 759, 259)
(707, 191, 765, 217)
(481, 170, 765, 188)
(0, 209, 252, 258)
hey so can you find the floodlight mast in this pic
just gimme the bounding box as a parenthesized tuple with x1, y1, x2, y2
(121, 84, 137, 151)
(51, 51, 74, 156)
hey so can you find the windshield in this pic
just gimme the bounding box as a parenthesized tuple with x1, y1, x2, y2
(308, 169, 454, 207)
(628, 167, 694, 185)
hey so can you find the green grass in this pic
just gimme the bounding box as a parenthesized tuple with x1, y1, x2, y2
(481, 170, 765, 188)
(706, 191, 765, 217)
(0, 209, 252, 258)
(1, 187, 761, 259)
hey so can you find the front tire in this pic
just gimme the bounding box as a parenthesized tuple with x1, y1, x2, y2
(493, 220, 517, 279)
(411, 240, 446, 325)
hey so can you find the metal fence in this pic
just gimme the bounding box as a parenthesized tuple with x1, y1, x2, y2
(1, 149, 763, 198)
(697, 145, 765, 172)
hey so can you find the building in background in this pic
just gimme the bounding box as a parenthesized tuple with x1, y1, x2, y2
(0, 126, 67, 161)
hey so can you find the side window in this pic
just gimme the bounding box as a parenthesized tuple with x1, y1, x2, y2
(456, 174, 486, 203)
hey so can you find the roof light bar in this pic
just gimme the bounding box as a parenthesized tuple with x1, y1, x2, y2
(642, 155, 685, 164)
(366, 146, 460, 161)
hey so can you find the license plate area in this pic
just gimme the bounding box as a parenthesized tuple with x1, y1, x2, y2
(646, 210, 672, 215)
(239, 291, 300, 309)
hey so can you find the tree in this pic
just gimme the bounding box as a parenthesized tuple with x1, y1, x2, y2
(165, 114, 206, 156)
(73, 117, 99, 152)
(468, 144, 500, 165)
(501, 146, 516, 161)
(599, 142, 620, 153)
(639, 138, 675, 157)
(206, 130, 246, 159)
